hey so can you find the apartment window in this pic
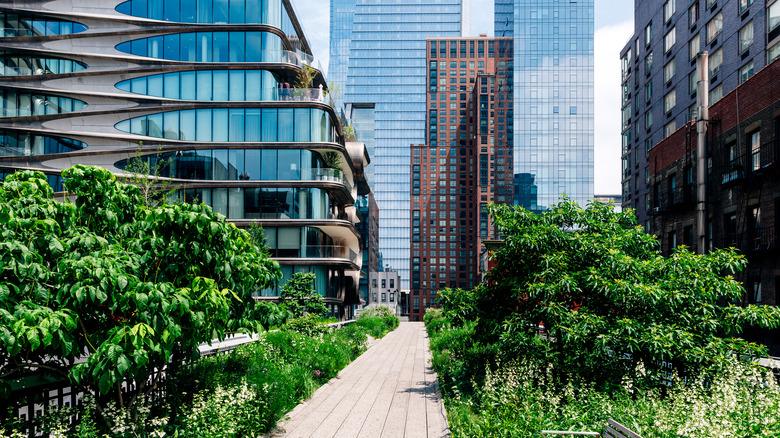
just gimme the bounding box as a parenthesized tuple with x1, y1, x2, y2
(725, 213, 738, 245)
(664, 59, 676, 83)
(664, 89, 676, 112)
(750, 130, 761, 170)
(390, 279, 394, 288)
(739, 21, 754, 53)
(709, 84, 723, 102)
(664, 28, 676, 52)
(739, 60, 755, 84)
(645, 108, 654, 129)
(706, 0, 716, 9)
(708, 48, 723, 76)
(381, 279, 386, 288)
(689, 3, 699, 27)
(645, 82, 653, 102)
(645, 23, 653, 46)
(664, 0, 676, 22)
(390, 292, 395, 302)
(740, 0, 753, 14)
(664, 120, 677, 137)
(381, 292, 386, 302)
(689, 35, 700, 60)
(645, 51, 654, 74)
(707, 13, 722, 43)
(771, 2, 780, 32)
(689, 69, 698, 94)
(770, 42, 780, 63)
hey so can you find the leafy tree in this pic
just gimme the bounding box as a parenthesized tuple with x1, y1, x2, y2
(0, 165, 280, 419)
(479, 199, 780, 386)
(279, 273, 328, 319)
(122, 143, 178, 208)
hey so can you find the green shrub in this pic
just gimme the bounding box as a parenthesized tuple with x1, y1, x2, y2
(358, 306, 394, 319)
(280, 314, 328, 337)
(355, 314, 398, 338)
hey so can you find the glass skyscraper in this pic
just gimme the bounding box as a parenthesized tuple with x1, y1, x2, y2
(506, 0, 594, 210)
(331, 0, 469, 288)
(495, 0, 514, 37)
(0, 0, 368, 319)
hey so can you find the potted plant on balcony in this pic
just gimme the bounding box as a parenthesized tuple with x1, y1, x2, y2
(322, 151, 343, 181)
(293, 63, 318, 101)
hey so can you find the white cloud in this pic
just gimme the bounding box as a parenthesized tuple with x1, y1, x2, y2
(594, 20, 633, 195)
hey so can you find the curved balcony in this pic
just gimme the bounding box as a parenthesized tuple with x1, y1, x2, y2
(300, 168, 352, 194)
(269, 244, 359, 266)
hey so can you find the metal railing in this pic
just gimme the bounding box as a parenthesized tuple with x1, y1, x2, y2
(300, 168, 353, 193)
(270, 245, 359, 264)
(749, 226, 776, 252)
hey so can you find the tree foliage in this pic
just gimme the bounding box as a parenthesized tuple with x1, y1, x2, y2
(478, 199, 780, 385)
(0, 165, 280, 410)
(279, 272, 328, 319)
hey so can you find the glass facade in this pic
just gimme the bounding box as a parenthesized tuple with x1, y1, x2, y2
(0, 90, 86, 118)
(167, 186, 335, 220)
(114, 148, 338, 182)
(511, 0, 594, 210)
(114, 108, 334, 143)
(0, 12, 87, 38)
(116, 70, 280, 101)
(0, 131, 86, 157)
(115, 32, 282, 62)
(328, 0, 356, 113)
(339, 0, 467, 288)
(495, 0, 514, 37)
(0, 54, 86, 77)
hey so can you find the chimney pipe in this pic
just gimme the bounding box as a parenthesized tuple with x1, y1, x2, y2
(696, 51, 709, 255)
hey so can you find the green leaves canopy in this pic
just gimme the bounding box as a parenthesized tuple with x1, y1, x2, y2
(478, 199, 780, 383)
(0, 165, 280, 401)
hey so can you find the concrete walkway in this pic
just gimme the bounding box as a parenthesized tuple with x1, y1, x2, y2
(270, 322, 450, 438)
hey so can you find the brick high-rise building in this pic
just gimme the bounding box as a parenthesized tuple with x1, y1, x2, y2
(408, 35, 513, 321)
(621, 0, 780, 226)
(648, 57, 780, 352)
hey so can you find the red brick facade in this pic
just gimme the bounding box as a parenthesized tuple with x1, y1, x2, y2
(409, 36, 513, 321)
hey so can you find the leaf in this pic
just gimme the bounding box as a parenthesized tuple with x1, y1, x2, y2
(0, 284, 9, 301)
(26, 328, 40, 350)
(48, 238, 64, 255)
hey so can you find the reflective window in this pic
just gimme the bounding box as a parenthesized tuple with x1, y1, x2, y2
(113, 148, 349, 185)
(0, 90, 86, 118)
(259, 264, 334, 298)
(0, 54, 86, 76)
(116, 70, 280, 101)
(115, 0, 289, 29)
(115, 31, 282, 62)
(0, 12, 87, 38)
(164, 186, 335, 220)
(0, 130, 86, 157)
(114, 108, 333, 142)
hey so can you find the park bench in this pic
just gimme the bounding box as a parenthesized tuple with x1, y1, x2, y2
(541, 418, 643, 438)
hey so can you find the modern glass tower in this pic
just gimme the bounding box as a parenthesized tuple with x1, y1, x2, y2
(332, 0, 470, 289)
(495, 0, 514, 37)
(0, 0, 367, 319)
(507, 0, 594, 211)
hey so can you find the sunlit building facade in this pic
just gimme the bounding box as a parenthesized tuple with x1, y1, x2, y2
(500, 0, 595, 211)
(330, 0, 470, 289)
(0, 0, 366, 318)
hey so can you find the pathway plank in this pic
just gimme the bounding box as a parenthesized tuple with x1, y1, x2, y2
(270, 323, 450, 438)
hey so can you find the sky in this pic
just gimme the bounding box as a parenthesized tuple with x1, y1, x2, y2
(290, 0, 635, 195)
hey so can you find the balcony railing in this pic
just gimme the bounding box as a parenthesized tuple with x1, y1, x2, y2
(749, 226, 776, 252)
(721, 141, 777, 185)
(300, 168, 353, 194)
(270, 245, 359, 265)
